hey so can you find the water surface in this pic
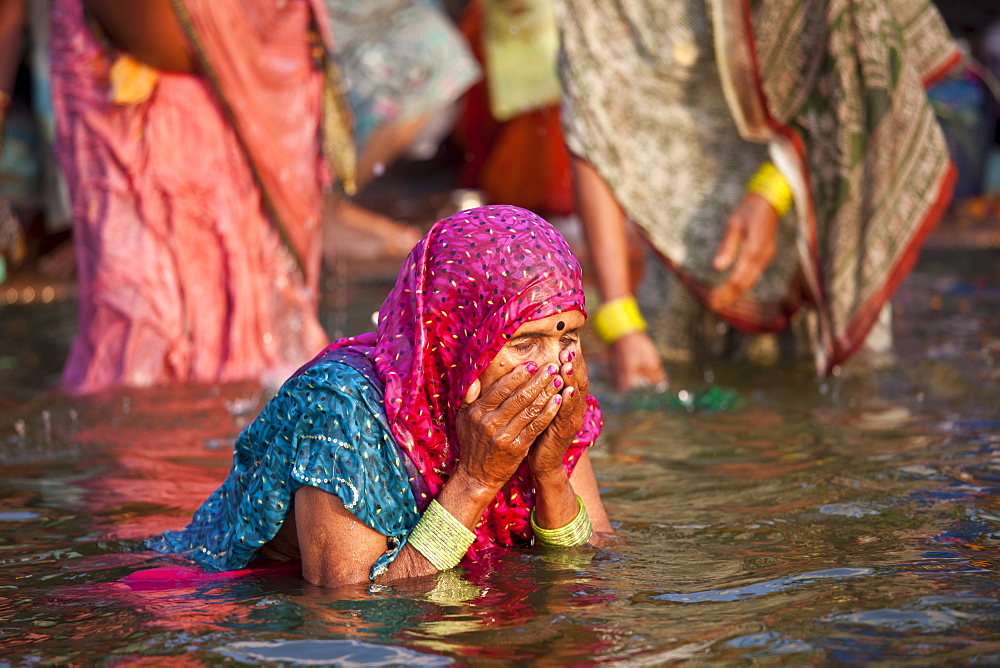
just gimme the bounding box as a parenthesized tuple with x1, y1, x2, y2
(1, 249, 999, 664)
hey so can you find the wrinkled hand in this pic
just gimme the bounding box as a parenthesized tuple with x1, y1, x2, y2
(708, 191, 779, 310)
(611, 331, 667, 391)
(455, 362, 564, 491)
(529, 347, 590, 481)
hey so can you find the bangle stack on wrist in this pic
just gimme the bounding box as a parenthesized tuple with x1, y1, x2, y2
(408, 499, 476, 570)
(746, 162, 793, 217)
(531, 496, 593, 547)
(592, 294, 647, 346)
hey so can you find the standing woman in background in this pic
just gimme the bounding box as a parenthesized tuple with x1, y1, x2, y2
(556, 0, 959, 389)
(51, 0, 334, 393)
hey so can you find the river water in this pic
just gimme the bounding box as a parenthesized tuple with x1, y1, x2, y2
(1, 248, 998, 665)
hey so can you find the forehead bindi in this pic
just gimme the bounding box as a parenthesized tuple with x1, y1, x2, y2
(512, 311, 584, 338)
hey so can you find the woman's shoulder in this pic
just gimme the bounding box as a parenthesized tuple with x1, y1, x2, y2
(238, 350, 388, 447)
(232, 350, 404, 486)
(279, 349, 383, 403)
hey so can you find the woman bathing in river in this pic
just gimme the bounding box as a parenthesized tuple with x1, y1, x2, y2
(150, 206, 614, 586)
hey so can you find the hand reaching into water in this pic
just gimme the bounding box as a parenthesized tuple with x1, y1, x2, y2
(708, 191, 779, 310)
(611, 331, 668, 391)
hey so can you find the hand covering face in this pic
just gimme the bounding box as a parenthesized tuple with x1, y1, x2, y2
(321, 205, 602, 553)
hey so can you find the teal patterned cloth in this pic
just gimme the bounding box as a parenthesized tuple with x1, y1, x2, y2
(326, 0, 480, 148)
(147, 349, 420, 581)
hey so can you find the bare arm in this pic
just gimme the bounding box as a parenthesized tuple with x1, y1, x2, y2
(569, 450, 612, 534)
(295, 469, 498, 587)
(82, 0, 195, 72)
(707, 191, 780, 309)
(571, 156, 667, 390)
(296, 361, 569, 588)
(296, 450, 614, 588)
(571, 156, 631, 304)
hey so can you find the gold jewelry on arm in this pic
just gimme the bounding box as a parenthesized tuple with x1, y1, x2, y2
(531, 495, 593, 547)
(407, 499, 476, 571)
(0, 90, 11, 109)
(746, 162, 793, 217)
(592, 294, 648, 346)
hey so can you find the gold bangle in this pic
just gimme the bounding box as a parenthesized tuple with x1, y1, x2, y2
(407, 499, 476, 571)
(592, 295, 647, 346)
(746, 162, 793, 218)
(531, 496, 593, 547)
(0, 90, 10, 109)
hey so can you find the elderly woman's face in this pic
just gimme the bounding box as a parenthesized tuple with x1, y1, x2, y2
(477, 310, 585, 392)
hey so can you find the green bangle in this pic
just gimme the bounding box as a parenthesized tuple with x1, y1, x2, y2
(408, 499, 476, 571)
(531, 496, 593, 547)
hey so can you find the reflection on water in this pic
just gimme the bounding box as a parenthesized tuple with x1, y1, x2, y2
(214, 639, 454, 665)
(1, 250, 999, 664)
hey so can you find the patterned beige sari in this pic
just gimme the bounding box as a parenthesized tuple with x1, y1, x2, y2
(557, 0, 958, 371)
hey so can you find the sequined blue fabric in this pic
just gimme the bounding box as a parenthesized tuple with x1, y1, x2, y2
(147, 349, 420, 580)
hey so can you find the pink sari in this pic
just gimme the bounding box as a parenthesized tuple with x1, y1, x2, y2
(51, 0, 330, 393)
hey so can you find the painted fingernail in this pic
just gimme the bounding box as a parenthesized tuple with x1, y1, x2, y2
(568, 387, 576, 398)
(553, 394, 562, 405)
(568, 350, 577, 361)
(525, 361, 538, 374)
(566, 364, 574, 376)
(547, 364, 558, 375)
(553, 376, 563, 389)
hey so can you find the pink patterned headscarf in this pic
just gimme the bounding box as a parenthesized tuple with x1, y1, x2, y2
(326, 206, 602, 554)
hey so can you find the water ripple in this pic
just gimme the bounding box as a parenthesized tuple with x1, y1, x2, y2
(648, 568, 874, 603)
(821, 595, 995, 633)
(726, 631, 814, 657)
(213, 639, 453, 666)
(818, 503, 882, 517)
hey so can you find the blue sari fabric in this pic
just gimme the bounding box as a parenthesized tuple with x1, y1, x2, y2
(147, 349, 420, 580)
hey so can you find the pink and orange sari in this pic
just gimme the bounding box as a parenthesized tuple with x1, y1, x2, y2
(51, 0, 333, 393)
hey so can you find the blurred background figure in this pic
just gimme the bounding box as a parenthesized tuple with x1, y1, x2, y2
(323, 0, 480, 262)
(555, 0, 961, 389)
(50, 0, 333, 394)
(0, 0, 74, 287)
(926, 2, 1000, 237)
(0, 0, 26, 284)
(453, 0, 574, 219)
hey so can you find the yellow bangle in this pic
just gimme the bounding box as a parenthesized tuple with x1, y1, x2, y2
(531, 496, 593, 547)
(407, 500, 476, 571)
(746, 162, 793, 217)
(592, 295, 647, 346)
